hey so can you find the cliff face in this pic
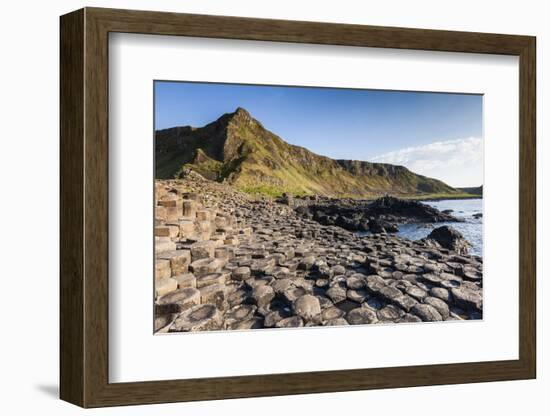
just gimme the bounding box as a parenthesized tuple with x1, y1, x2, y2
(155, 107, 460, 198)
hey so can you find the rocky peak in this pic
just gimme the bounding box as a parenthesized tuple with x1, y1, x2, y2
(234, 107, 251, 117)
(155, 110, 463, 199)
(226, 107, 259, 129)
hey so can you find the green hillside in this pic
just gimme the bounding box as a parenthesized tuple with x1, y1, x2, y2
(155, 108, 465, 199)
(457, 185, 483, 196)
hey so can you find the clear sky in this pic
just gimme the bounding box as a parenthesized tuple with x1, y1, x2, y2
(155, 81, 483, 187)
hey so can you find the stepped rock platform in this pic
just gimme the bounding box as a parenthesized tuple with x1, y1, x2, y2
(154, 173, 483, 333)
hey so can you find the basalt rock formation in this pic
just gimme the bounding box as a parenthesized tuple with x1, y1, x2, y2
(423, 226, 472, 256)
(290, 195, 463, 233)
(153, 174, 482, 333)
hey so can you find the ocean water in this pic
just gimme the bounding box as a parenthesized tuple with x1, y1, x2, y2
(395, 199, 483, 256)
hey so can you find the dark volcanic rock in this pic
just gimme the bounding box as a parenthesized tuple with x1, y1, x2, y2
(346, 307, 378, 325)
(424, 226, 471, 255)
(297, 195, 462, 233)
(368, 218, 399, 234)
(366, 196, 461, 223)
(411, 303, 443, 322)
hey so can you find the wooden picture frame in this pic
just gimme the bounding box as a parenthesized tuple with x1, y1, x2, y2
(60, 7, 536, 408)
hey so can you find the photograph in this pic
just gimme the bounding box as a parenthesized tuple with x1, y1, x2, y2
(153, 81, 484, 333)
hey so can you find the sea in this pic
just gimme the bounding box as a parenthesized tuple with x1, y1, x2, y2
(363, 199, 483, 257)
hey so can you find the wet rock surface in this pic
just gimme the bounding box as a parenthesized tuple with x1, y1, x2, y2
(154, 174, 483, 333)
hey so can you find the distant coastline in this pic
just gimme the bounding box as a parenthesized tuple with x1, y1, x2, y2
(410, 194, 482, 202)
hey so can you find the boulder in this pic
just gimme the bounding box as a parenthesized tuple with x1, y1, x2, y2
(297, 256, 316, 270)
(155, 225, 179, 238)
(283, 287, 307, 303)
(411, 303, 443, 322)
(155, 277, 178, 298)
(155, 206, 167, 221)
(377, 304, 405, 321)
(196, 209, 215, 221)
(251, 258, 276, 275)
(252, 285, 275, 309)
(155, 259, 171, 280)
(451, 287, 482, 311)
(429, 287, 451, 303)
(178, 219, 195, 239)
(346, 307, 378, 325)
(196, 273, 226, 288)
(368, 219, 386, 234)
(157, 197, 180, 208)
(155, 237, 176, 254)
(158, 198, 183, 222)
(174, 273, 197, 289)
(169, 304, 222, 332)
(293, 295, 321, 320)
(405, 285, 428, 301)
(157, 287, 201, 312)
(181, 199, 198, 218)
(264, 309, 291, 327)
(190, 240, 216, 260)
(223, 304, 257, 327)
(158, 250, 191, 276)
(346, 274, 366, 290)
(189, 258, 224, 277)
(423, 296, 450, 320)
(275, 316, 304, 328)
(214, 247, 230, 260)
(224, 236, 240, 246)
(331, 265, 346, 275)
(377, 285, 403, 303)
(347, 289, 369, 303)
(370, 218, 399, 234)
(391, 294, 418, 312)
(321, 306, 346, 322)
(365, 274, 387, 293)
(154, 313, 176, 333)
(335, 299, 361, 313)
(271, 278, 293, 295)
(425, 226, 471, 255)
(232, 266, 251, 281)
(326, 285, 347, 304)
(227, 288, 251, 308)
(199, 284, 226, 309)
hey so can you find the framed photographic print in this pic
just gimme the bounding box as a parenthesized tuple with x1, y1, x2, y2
(60, 7, 536, 408)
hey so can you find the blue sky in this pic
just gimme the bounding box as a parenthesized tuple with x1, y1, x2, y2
(155, 81, 483, 187)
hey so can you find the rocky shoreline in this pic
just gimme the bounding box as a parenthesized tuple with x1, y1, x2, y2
(154, 173, 483, 333)
(283, 194, 464, 234)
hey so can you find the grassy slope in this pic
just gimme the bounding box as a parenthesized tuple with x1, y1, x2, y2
(156, 109, 473, 199)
